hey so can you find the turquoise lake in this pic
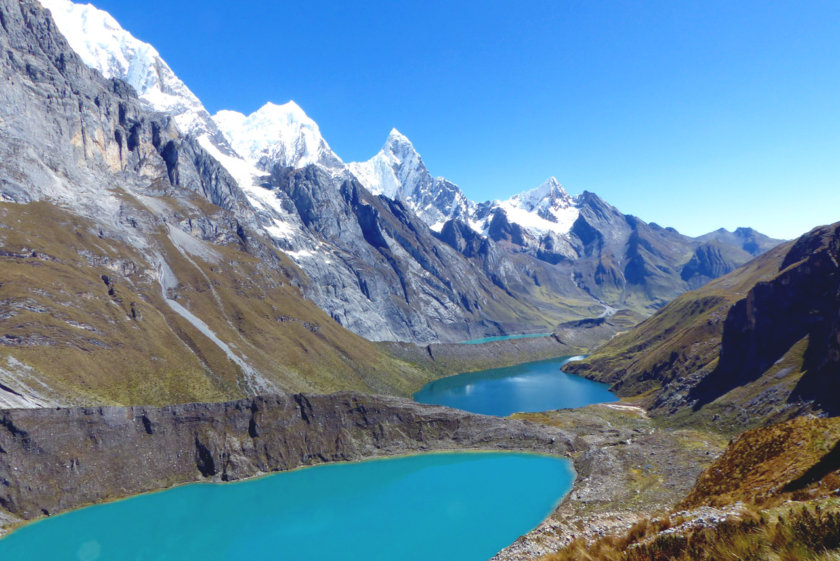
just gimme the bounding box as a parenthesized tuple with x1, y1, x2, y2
(0, 453, 573, 561)
(414, 356, 616, 416)
(460, 333, 552, 344)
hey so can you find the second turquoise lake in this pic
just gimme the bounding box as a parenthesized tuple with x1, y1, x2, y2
(414, 356, 616, 416)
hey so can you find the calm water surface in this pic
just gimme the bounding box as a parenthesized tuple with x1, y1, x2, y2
(0, 453, 574, 561)
(460, 333, 552, 344)
(414, 356, 616, 416)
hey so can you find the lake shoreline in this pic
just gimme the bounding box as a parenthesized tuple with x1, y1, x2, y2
(494, 404, 728, 560)
(380, 334, 587, 394)
(0, 453, 578, 561)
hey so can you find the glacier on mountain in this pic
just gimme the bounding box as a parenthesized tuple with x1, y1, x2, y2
(347, 129, 475, 226)
(473, 177, 580, 239)
(213, 102, 344, 171)
(38, 0, 212, 136)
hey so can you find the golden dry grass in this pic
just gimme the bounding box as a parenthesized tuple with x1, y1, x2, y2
(0, 198, 437, 406)
(541, 502, 840, 561)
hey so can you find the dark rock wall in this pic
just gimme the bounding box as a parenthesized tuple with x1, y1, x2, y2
(691, 223, 840, 411)
(0, 0, 248, 216)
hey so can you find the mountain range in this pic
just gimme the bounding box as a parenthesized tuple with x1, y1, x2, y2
(4, 3, 840, 559)
(0, 0, 789, 410)
(36, 0, 786, 346)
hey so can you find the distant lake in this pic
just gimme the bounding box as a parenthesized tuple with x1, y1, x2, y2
(414, 356, 616, 416)
(460, 333, 552, 344)
(0, 453, 574, 561)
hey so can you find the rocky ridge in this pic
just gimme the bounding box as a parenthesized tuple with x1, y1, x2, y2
(565, 221, 840, 432)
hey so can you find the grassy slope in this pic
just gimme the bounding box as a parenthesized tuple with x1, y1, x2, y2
(542, 500, 840, 561)
(681, 415, 840, 509)
(561, 240, 821, 433)
(564, 242, 789, 394)
(0, 198, 436, 406)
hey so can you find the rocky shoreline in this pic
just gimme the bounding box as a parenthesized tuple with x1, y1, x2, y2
(494, 404, 727, 560)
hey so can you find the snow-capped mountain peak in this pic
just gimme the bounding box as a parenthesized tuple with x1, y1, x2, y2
(44, 0, 575, 247)
(470, 177, 579, 241)
(213, 101, 343, 170)
(511, 177, 573, 211)
(385, 128, 412, 147)
(346, 129, 474, 226)
(39, 0, 209, 135)
(347, 128, 423, 200)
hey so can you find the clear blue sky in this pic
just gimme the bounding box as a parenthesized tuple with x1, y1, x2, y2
(91, 0, 839, 239)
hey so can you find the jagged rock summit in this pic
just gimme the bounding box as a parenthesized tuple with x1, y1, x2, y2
(38, 0, 212, 137)
(347, 128, 474, 227)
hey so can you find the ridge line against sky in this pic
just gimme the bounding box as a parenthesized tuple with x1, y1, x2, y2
(74, 0, 838, 240)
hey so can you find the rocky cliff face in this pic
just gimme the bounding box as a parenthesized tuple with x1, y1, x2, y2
(566, 222, 840, 431)
(260, 164, 587, 342)
(0, 392, 574, 524)
(0, 0, 245, 215)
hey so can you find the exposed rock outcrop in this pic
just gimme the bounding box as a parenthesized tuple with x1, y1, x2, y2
(690, 222, 840, 412)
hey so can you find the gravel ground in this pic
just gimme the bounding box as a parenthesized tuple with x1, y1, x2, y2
(493, 403, 729, 560)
